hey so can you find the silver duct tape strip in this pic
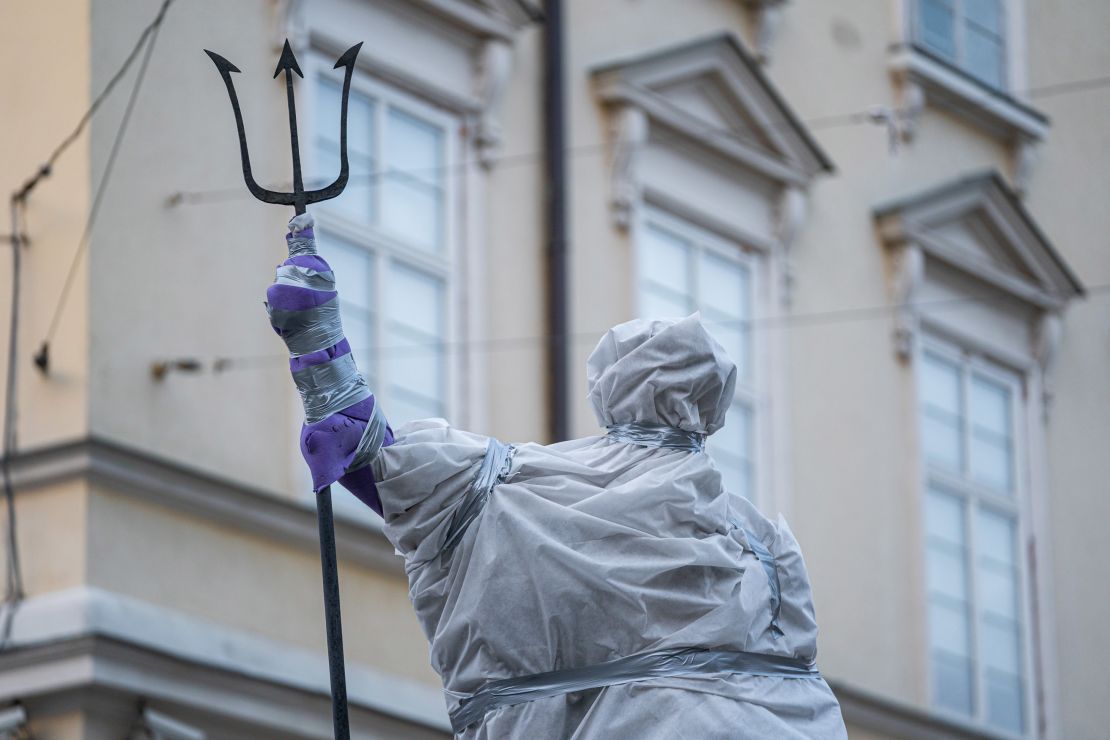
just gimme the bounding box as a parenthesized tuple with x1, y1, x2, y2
(449, 646, 820, 733)
(267, 297, 346, 357)
(606, 421, 706, 452)
(416, 437, 514, 566)
(275, 265, 336, 291)
(287, 235, 317, 257)
(743, 524, 784, 639)
(345, 400, 388, 473)
(291, 352, 372, 424)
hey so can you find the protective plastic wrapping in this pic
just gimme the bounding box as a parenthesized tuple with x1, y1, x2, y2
(372, 315, 846, 738)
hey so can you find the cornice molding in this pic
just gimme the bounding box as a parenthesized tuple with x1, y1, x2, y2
(2, 587, 449, 735)
(10, 436, 403, 576)
(830, 678, 1019, 740)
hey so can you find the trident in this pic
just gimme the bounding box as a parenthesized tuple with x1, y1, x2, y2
(205, 39, 363, 739)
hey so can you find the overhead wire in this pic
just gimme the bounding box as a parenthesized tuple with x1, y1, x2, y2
(164, 70, 1110, 208)
(0, 0, 175, 652)
(145, 282, 1110, 376)
(36, 0, 174, 369)
(0, 199, 27, 649)
(11, 0, 175, 204)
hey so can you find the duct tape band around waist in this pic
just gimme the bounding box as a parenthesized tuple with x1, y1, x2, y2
(267, 296, 345, 357)
(291, 352, 371, 424)
(448, 646, 820, 733)
(606, 422, 706, 452)
(416, 437, 514, 567)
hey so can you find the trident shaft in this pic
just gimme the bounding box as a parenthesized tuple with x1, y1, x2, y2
(205, 39, 363, 739)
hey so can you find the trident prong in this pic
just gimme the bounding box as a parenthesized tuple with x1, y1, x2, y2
(204, 39, 363, 215)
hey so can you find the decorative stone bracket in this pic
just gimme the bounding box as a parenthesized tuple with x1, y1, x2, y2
(1033, 311, 1063, 416)
(609, 105, 649, 230)
(742, 0, 789, 63)
(774, 185, 807, 306)
(476, 39, 513, 168)
(891, 244, 925, 361)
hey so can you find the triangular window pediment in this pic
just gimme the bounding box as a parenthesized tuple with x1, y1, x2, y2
(592, 34, 832, 184)
(652, 72, 780, 158)
(876, 173, 1083, 308)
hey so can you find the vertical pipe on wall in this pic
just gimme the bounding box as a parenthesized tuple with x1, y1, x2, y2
(543, 0, 569, 442)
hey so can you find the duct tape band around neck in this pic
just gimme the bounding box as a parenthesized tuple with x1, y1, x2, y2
(606, 422, 705, 452)
(291, 352, 371, 424)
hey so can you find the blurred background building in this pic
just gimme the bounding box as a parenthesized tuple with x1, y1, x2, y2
(1, 0, 1108, 737)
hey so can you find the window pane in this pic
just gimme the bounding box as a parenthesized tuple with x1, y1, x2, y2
(970, 375, 1011, 436)
(922, 353, 964, 471)
(698, 252, 748, 319)
(928, 545, 968, 603)
(383, 263, 445, 425)
(641, 285, 690, 320)
(382, 177, 442, 250)
(930, 600, 972, 658)
(698, 252, 750, 382)
(926, 487, 973, 718)
(382, 109, 444, 252)
(977, 509, 1016, 567)
(933, 650, 974, 716)
(926, 486, 965, 545)
(970, 435, 1012, 491)
(964, 0, 1002, 34)
(918, 0, 957, 60)
(981, 617, 1020, 675)
(324, 237, 372, 307)
(316, 79, 375, 223)
(387, 108, 442, 183)
(922, 353, 962, 414)
(985, 668, 1024, 733)
(966, 31, 1005, 89)
(642, 224, 691, 292)
(709, 402, 752, 500)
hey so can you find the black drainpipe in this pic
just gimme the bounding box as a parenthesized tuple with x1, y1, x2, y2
(543, 0, 569, 442)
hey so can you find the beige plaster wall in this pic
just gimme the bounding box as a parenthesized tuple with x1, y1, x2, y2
(0, 1, 92, 450)
(1024, 1, 1110, 737)
(86, 0, 296, 496)
(86, 484, 439, 687)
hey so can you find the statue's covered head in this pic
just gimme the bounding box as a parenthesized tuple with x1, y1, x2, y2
(586, 314, 737, 436)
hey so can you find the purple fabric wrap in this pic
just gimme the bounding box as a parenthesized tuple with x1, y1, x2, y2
(272, 215, 393, 513)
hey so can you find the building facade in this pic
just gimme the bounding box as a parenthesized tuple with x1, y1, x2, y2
(1, 0, 1108, 737)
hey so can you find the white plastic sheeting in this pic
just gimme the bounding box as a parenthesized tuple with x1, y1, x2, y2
(373, 315, 846, 738)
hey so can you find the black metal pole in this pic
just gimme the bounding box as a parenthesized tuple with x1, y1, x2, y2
(543, 0, 569, 443)
(316, 485, 350, 739)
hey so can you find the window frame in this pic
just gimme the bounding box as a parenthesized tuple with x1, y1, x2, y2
(633, 206, 770, 508)
(297, 52, 464, 510)
(916, 333, 1037, 737)
(911, 0, 1009, 91)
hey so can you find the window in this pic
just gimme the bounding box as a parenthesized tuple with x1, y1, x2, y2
(637, 211, 756, 502)
(920, 342, 1028, 734)
(915, 0, 1006, 89)
(312, 66, 454, 429)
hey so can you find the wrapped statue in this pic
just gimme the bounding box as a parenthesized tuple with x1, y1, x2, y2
(268, 213, 847, 738)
